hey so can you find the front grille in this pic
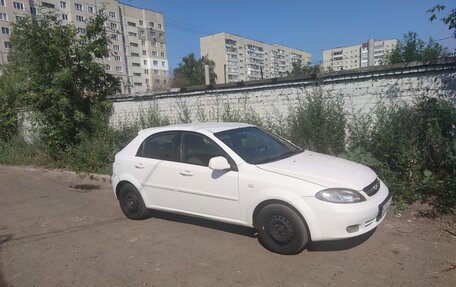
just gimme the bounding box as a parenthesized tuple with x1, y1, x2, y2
(363, 178, 380, 197)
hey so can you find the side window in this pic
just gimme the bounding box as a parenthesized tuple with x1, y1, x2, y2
(137, 132, 178, 161)
(182, 133, 225, 166)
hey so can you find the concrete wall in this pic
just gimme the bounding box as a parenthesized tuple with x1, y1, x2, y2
(111, 58, 456, 126)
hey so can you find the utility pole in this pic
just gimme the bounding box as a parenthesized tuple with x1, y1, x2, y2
(204, 65, 210, 85)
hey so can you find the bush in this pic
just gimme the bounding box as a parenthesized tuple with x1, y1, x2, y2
(345, 97, 456, 213)
(288, 87, 346, 155)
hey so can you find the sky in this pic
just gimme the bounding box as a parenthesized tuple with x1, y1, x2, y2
(123, 0, 455, 71)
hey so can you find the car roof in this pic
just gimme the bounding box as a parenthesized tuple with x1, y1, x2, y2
(138, 122, 254, 135)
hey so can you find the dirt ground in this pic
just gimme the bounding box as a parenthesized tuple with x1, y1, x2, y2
(0, 165, 454, 287)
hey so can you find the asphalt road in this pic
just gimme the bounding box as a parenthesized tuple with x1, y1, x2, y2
(0, 165, 454, 287)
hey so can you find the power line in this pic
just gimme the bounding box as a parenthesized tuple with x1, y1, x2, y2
(434, 36, 454, 41)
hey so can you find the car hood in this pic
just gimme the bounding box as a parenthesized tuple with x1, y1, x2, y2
(256, 151, 377, 190)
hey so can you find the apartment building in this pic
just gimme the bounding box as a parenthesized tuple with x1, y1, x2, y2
(322, 38, 398, 71)
(201, 32, 312, 84)
(0, 0, 169, 95)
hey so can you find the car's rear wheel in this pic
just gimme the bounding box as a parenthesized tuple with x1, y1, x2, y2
(118, 183, 148, 220)
(256, 204, 309, 255)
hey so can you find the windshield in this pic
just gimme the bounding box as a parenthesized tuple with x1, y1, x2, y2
(214, 127, 303, 164)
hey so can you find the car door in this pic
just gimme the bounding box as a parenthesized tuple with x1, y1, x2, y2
(134, 131, 180, 209)
(175, 132, 241, 220)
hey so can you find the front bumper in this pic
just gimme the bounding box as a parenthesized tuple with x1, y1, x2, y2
(293, 181, 391, 241)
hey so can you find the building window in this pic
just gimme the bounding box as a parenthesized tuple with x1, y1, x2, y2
(4, 41, 12, 48)
(161, 52, 165, 57)
(143, 60, 147, 65)
(127, 21, 136, 27)
(0, 13, 7, 21)
(108, 12, 116, 18)
(13, 2, 25, 10)
(158, 33, 163, 39)
(77, 27, 85, 34)
(1, 27, 9, 34)
(134, 82, 142, 86)
(161, 61, 165, 67)
(149, 21, 154, 27)
(110, 22, 117, 30)
(114, 55, 121, 62)
(153, 69, 159, 75)
(158, 23, 162, 29)
(76, 15, 84, 22)
(42, 2, 55, 8)
(152, 51, 157, 56)
(88, 6, 94, 13)
(128, 32, 137, 37)
(132, 63, 140, 67)
(139, 20, 143, 26)
(110, 33, 118, 41)
(131, 52, 139, 57)
(154, 79, 160, 84)
(141, 40, 145, 46)
(112, 44, 120, 51)
(133, 72, 141, 76)
(144, 69, 148, 75)
(60, 1, 66, 8)
(145, 79, 149, 84)
(142, 50, 146, 56)
(105, 64, 111, 71)
(16, 15, 24, 22)
(0, 0, 4, 6)
(74, 3, 83, 11)
(61, 14, 68, 20)
(153, 60, 158, 66)
(139, 30, 144, 36)
(116, 66, 122, 72)
(130, 42, 138, 47)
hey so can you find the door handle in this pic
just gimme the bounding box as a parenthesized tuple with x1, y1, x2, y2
(134, 163, 145, 169)
(179, 170, 193, 176)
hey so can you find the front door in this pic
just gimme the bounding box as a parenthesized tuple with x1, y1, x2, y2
(175, 132, 240, 220)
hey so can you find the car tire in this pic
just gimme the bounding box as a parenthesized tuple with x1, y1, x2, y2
(118, 183, 148, 220)
(256, 204, 309, 255)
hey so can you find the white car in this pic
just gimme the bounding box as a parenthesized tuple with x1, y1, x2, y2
(112, 123, 391, 254)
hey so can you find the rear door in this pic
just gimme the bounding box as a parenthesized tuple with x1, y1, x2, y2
(134, 131, 180, 209)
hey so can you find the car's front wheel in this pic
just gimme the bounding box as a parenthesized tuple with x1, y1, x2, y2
(256, 204, 309, 255)
(118, 183, 148, 220)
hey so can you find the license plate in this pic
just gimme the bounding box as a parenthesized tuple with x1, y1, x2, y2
(377, 194, 392, 221)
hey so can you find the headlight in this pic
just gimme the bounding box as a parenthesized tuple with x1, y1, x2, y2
(315, 188, 366, 203)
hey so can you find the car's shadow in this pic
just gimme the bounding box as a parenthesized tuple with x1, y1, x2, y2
(306, 228, 376, 252)
(145, 210, 257, 238)
(144, 210, 377, 251)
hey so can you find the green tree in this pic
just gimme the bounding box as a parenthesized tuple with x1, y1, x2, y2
(385, 32, 451, 64)
(5, 12, 119, 157)
(0, 68, 22, 141)
(288, 60, 320, 76)
(172, 53, 217, 87)
(428, 5, 456, 38)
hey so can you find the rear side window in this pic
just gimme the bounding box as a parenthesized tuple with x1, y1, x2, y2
(137, 132, 179, 161)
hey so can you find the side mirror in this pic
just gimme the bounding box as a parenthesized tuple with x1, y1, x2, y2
(208, 156, 231, 170)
